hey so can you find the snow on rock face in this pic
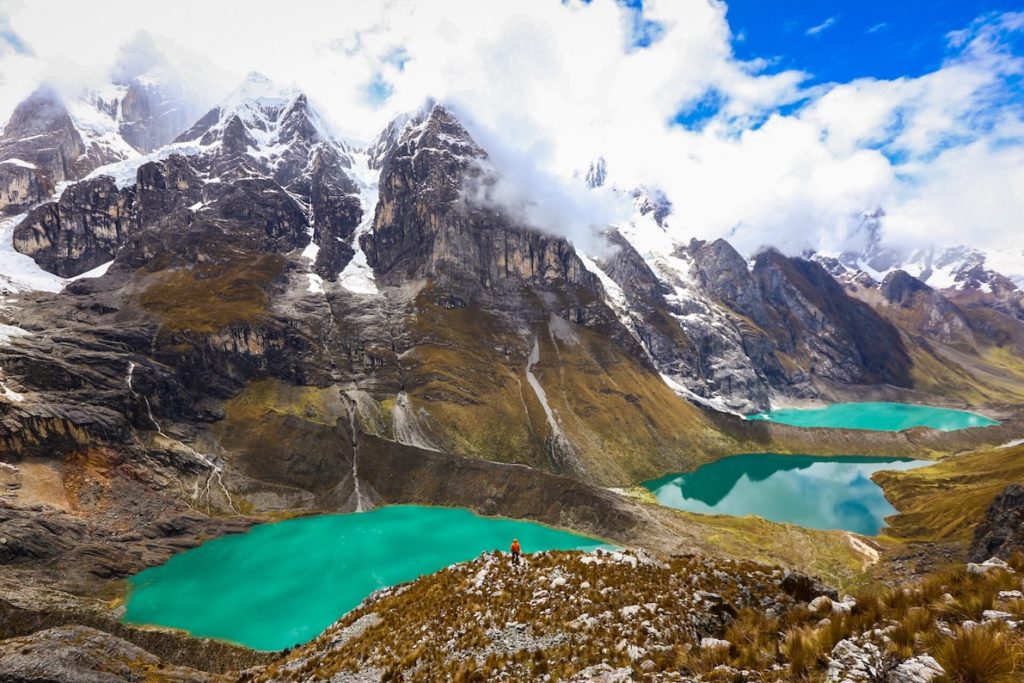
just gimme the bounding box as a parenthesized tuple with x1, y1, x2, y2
(0, 74, 202, 219)
(12, 72, 368, 286)
(337, 152, 381, 295)
(592, 210, 770, 413)
(175, 72, 354, 175)
(0, 159, 36, 169)
(813, 209, 1022, 295)
(0, 323, 30, 346)
(67, 92, 141, 164)
(0, 213, 69, 293)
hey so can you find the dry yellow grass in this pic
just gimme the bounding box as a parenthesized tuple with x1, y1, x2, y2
(250, 550, 1024, 681)
(137, 255, 285, 333)
(401, 290, 732, 485)
(875, 443, 1024, 542)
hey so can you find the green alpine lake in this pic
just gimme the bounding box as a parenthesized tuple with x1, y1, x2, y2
(644, 454, 928, 535)
(122, 505, 604, 651)
(745, 401, 998, 431)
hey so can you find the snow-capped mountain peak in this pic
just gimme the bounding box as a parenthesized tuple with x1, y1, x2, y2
(810, 207, 1022, 296)
(174, 73, 352, 172)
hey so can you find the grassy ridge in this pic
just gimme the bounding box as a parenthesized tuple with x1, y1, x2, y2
(875, 442, 1024, 543)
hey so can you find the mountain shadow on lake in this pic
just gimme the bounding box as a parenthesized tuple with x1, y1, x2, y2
(643, 454, 927, 535)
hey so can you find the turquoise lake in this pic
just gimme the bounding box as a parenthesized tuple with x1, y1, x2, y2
(644, 454, 928, 535)
(122, 505, 603, 651)
(745, 401, 997, 431)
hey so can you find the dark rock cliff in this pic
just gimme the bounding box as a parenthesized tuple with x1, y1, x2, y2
(969, 483, 1024, 562)
(12, 177, 137, 277)
(362, 105, 600, 300)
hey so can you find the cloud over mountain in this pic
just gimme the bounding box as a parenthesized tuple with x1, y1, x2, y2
(0, 1, 1020, 263)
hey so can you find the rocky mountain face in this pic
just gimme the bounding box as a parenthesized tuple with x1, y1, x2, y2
(0, 78, 729, 542)
(2, 77, 1021, 495)
(0, 75, 204, 218)
(364, 105, 600, 297)
(583, 231, 917, 412)
(0, 88, 94, 216)
(12, 176, 137, 277)
(115, 78, 203, 153)
(813, 210, 1024, 328)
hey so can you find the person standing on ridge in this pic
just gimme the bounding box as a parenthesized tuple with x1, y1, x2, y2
(510, 538, 521, 565)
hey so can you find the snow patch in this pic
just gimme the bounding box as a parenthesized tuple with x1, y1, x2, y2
(658, 372, 742, 416)
(337, 152, 380, 295)
(306, 273, 325, 294)
(1, 381, 23, 402)
(0, 214, 65, 294)
(68, 260, 113, 281)
(526, 338, 562, 442)
(0, 158, 36, 169)
(302, 240, 320, 261)
(84, 139, 217, 188)
(525, 337, 578, 473)
(0, 323, 30, 346)
(577, 252, 641, 347)
(67, 95, 140, 164)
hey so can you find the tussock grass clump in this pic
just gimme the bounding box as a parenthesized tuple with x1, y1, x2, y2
(934, 624, 1024, 683)
(723, 609, 780, 669)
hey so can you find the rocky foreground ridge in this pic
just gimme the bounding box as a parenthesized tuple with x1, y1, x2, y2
(3, 548, 1023, 682)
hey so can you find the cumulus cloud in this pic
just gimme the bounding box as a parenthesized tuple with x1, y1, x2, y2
(0, 0, 1021, 268)
(458, 107, 631, 257)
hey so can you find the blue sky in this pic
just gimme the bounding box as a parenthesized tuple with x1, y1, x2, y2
(725, 0, 1023, 84)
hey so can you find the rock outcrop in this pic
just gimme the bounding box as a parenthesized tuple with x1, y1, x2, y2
(12, 177, 137, 277)
(363, 104, 600, 299)
(969, 483, 1024, 562)
(0, 88, 89, 215)
(0, 626, 227, 682)
(878, 270, 973, 345)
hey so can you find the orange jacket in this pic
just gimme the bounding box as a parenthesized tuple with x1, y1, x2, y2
(510, 540, 521, 555)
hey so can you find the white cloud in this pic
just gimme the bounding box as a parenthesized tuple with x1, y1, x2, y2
(0, 1, 1021, 270)
(805, 17, 838, 37)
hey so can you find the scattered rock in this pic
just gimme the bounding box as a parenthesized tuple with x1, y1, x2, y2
(568, 663, 635, 682)
(982, 609, 1014, 622)
(826, 639, 886, 682)
(887, 655, 944, 683)
(782, 569, 838, 602)
(967, 557, 1012, 575)
(700, 637, 731, 651)
(810, 595, 834, 612)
